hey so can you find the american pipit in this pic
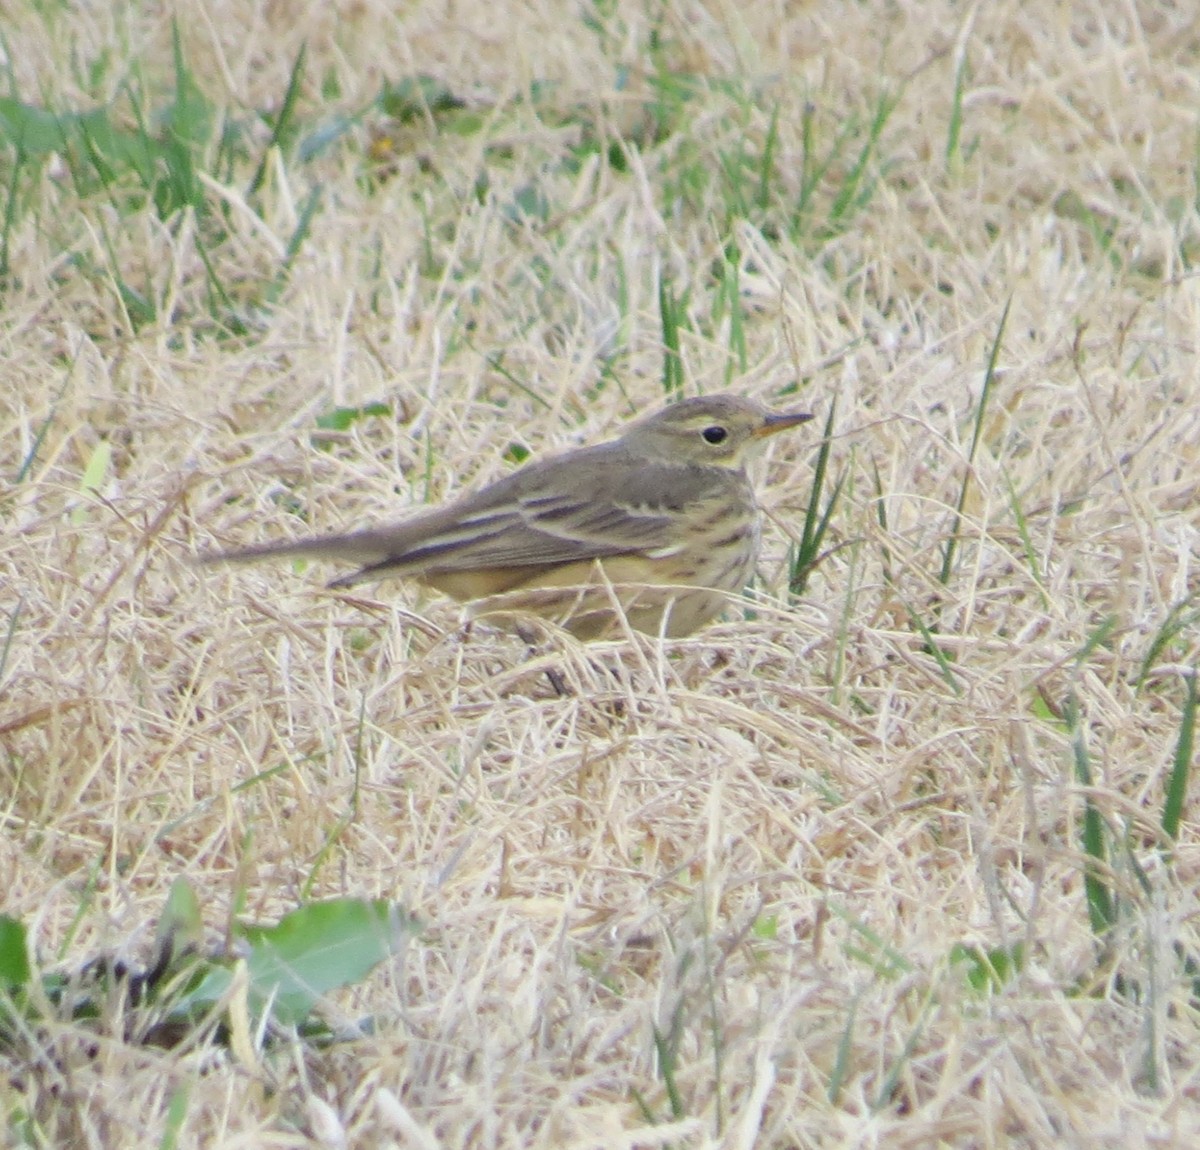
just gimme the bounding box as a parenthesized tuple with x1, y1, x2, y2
(203, 394, 812, 639)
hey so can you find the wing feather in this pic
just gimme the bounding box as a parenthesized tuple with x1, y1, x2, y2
(206, 446, 737, 589)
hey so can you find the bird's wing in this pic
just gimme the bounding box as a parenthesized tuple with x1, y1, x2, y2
(341, 451, 717, 577)
(203, 449, 729, 585)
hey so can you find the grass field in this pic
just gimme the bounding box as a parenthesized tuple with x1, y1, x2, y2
(4, 1, 1200, 1146)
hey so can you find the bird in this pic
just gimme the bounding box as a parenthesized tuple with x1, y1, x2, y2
(202, 394, 813, 639)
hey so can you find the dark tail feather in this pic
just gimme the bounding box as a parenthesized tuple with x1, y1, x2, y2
(197, 532, 394, 571)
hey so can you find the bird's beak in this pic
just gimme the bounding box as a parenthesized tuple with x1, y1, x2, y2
(753, 409, 815, 438)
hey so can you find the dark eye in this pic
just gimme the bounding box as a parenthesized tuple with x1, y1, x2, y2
(701, 425, 728, 445)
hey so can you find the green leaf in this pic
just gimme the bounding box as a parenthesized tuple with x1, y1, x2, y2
(950, 941, 1025, 993)
(0, 914, 31, 989)
(1029, 691, 1065, 728)
(508, 182, 550, 222)
(751, 915, 778, 940)
(70, 438, 113, 524)
(380, 76, 465, 122)
(0, 98, 63, 153)
(160, 1081, 191, 1150)
(313, 402, 392, 432)
(170, 898, 415, 1027)
(154, 876, 204, 961)
(80, 437, 112, 495)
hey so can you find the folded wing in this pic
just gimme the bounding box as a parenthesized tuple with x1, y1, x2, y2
(204, 447, 729, 591)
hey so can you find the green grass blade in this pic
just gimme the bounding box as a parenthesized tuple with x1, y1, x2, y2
(1065, 692, 1115, 937)
(831, 902, 913, 979)
(1076, 615, 1118, 664)
(0, 596, 21, 687)
(192, 234, 239, 328)
(828, 89, 896, 225)
(794, 99, 817, 225)
(721, 244, 746, 380)
(717, 144, 750, 221)
(1161, 670, 1195, 847)
(651, 1014, 685, 1119)
(159, 1081, 191, 1150)
(659, 270, 685, 395)
(1137, 596, 1200, 691)
(629, 1087, 655, 1125)
(159, 21, 211, 216)
(945, 52, 967, 169)
(700, 928, 726, 1136)
(0, 141, 25, 280)
(155, 755, 313, 844)
(249, 42, 308, 196)
(14, 363, 73, 483)
(872, 458, 894, 584)
(903, 600, 961, 695)
(1002, 466, 1049, 609)
(826, 992, 856, 1104)
(871, 989, 932, 1112)
(264, 183, 322, 304)
(756, 103, 780, 213)
(480, 350, 552, 410)
(939, 295, 1010, 587)
(790, 400, 838, 595)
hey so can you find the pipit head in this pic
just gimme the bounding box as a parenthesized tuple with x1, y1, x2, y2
(618, 394, 815, 467)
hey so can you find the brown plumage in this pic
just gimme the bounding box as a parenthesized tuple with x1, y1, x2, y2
(202, 394, 813, 638)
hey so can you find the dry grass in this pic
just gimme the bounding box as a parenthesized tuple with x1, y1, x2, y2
(4, 0, 1200, 1146)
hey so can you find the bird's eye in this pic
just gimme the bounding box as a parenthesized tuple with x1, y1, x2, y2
(701, 425, 728, 445)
